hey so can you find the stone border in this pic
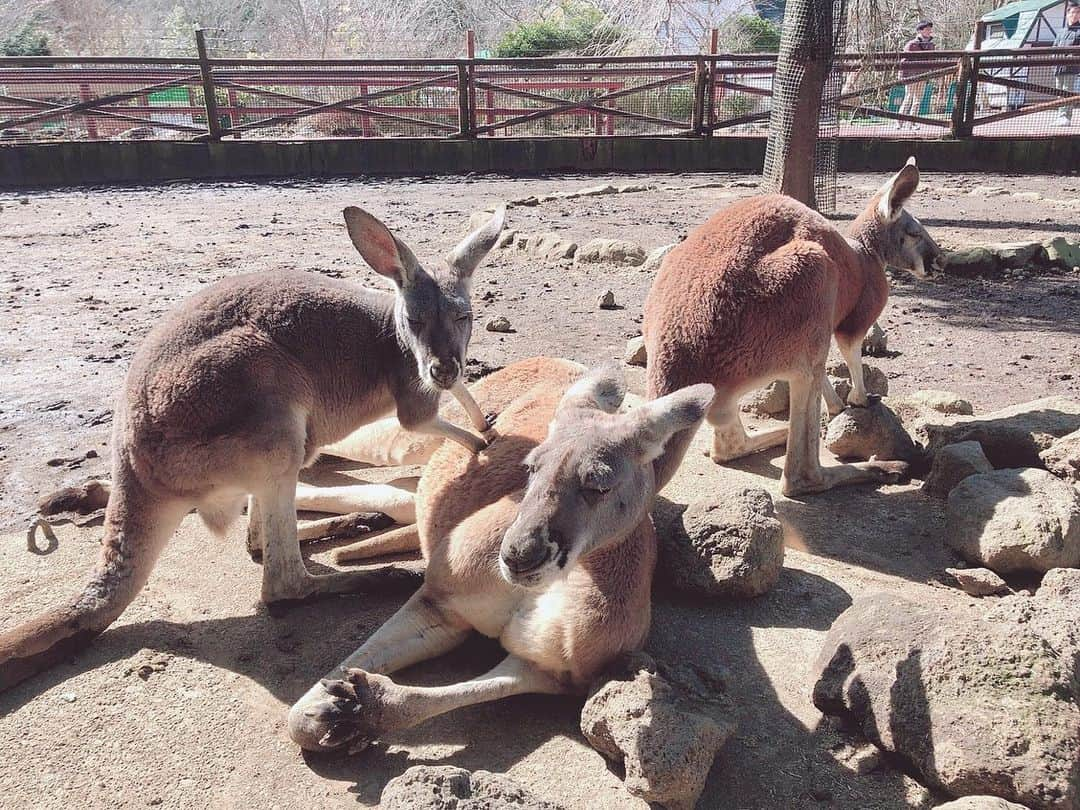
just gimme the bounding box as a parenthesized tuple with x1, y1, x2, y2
(3, 136, 1079, 190)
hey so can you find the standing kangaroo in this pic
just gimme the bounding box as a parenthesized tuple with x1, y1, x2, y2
(645, 158, 942, 496)
(286, 357, 714, 752)
(0, 205, 505, 692)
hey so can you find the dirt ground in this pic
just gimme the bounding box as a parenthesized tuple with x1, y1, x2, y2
(0, 171, 1078, 810)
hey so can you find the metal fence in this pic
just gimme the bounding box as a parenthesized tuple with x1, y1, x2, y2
(1, 45, 1077, 144)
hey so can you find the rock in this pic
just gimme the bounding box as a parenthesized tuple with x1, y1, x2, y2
(922, 440, 993, 498)
(640, 243, 677, 274)
(968, 184, 1008, 197)
(495, 228, 517, 248)
(989, 241, 1050, 270)
(729, 179, 759, 188)
(936, 798, 1031, 810)
(1044, 236, 1080, 269)
(740, 380, 789, 418)
(1040, 429, 1080, 484)
(510, 194, 540, 206)
(861, 323, 888, 357)
(574, 238, 647, 267)
(485, 315, 513, 333)
(812, 586, 1080, 809)
(380, 765, 565, 810)
(903, 389, 973, 416)
(596, 289, 617, 310)
(577, 183, 618, 196)
(60, 692, 77, 703)
(1012, 191, 1043, 202)
(617, 183, 654, 193)
(924, 396, 1080, 469)
(945, 566, 1009, 596)
(624, 336, 647, 366)
(824, 402, 922, 464)
(653, 490, 785, 599)
(942, 247, 1002, 279)
(826, 360, 889, 400)
(946, 468, 1080, 574)
(528, 232, 577, 261)
(581, 652, 736, 810)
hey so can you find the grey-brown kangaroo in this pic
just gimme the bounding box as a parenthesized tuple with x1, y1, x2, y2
(0, 205, 505, 692)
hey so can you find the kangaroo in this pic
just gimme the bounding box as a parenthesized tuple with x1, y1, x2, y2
(0, 205, 505, 692)
(644, 158, 942, 496)
(285, 357, 715, 752)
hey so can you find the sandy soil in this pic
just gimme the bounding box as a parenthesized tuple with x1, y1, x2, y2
(0, 171, 1078, 810)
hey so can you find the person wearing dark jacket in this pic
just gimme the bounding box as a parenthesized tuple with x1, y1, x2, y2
(1054, 0, 1080, 126)
(897, 20, 936, 129)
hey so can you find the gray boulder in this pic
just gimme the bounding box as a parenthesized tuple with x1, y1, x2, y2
(923, 441, 993, 498)
(526, 232, 578, 261)
(1041, 429, 1080, 484)
(624, 336, 647, 367)
(812, 580, 1080, 809)
(653, 491, 784, 599)
(942, 247, 1003, 279)
(824, 403, 922, 464)
(581, 652, 736, 810)
(924, 396, 1080, 469)
(381, 765, 565, 810)
(574, 238, 647, 267)
(903, 389, 974, 416)
(741, 380, 789, 418)
(946, 468, 1080, 574)
(826, 360, 890, 401)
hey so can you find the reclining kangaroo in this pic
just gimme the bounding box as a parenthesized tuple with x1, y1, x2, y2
(286, 357, 714, 751)
(0, 205, 505, 692)
(645, 158, 942, 496)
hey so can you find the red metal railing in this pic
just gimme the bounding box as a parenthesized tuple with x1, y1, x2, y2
(0, 46, 1077, 144)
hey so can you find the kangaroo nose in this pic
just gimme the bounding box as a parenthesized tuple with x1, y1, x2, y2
(500, 539, 550, 574)
(429, 359, 458, 388)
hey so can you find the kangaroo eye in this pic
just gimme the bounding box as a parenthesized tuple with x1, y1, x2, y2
(581, 486, 610, 506)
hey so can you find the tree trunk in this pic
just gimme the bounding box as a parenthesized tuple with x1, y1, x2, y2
(762, 0, 843, 209)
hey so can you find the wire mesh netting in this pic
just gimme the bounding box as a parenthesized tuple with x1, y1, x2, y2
(967, 47, 1080, 137)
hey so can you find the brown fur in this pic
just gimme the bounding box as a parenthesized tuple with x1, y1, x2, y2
(645, 161, 940, 495)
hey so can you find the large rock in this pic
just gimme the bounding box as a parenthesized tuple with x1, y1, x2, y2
(946, 468, 1080, 574)
(942, 247, 1003, 279)
(381, 765, 565, 809)
(923, 440, 993, 498)
(653, 491, 784, 599)
(1045, 236, 1080, 269)
(525, 232, 578, 261)
(574, 238, 647, 267)
(812, 579, 1080, 809)
(936, 799, 1032, 810)
(581, 652, 736, 810)
(903, 389, 974, 416)
(924, 396, 1080, 469)
(824, 402, 923, 464)
(624, 336, 647, 366)
(740, 380, 789, 418)
(945, 566, 1009, 597)
(1041, 429, 1080, 484)
(826, 360, 889, 401)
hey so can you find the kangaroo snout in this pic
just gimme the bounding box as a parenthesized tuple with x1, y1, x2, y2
(428, 358, 460, 389)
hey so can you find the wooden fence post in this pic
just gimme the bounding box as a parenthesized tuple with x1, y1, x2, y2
(456, 63, 472, 137)
(952, 20, 985, 138)
(693, 57, 707, 134)
(195, 28, 223, 140)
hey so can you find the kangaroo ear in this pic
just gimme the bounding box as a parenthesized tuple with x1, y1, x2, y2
(876, 158, 920, 221)
(626, 384, 715, 463)
(446, 205, 506, 284)
(343, 206, 421, 288)
(559, 361, 626, 414)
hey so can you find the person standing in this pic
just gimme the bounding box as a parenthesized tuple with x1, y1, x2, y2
(897, 20, 936, 130)
(1054, 0, 1080, 126)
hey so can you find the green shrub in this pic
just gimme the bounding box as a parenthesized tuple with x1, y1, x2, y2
(2, 21, 50, 56)
(495, 2, 624, 58)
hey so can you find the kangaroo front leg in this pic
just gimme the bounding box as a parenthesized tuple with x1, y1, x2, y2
(838, 337, 869, 407)
(287, 590, 470, 750)
(451, 379, 495, 432)
(820, 370, 845, 418)
(413, 417, 487, 454)
(295, 655, 570, 752)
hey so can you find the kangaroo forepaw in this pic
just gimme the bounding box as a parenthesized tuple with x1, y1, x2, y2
(484, 411, 498, 430)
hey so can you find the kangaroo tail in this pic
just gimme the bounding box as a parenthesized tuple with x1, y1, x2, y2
(0, 465, 186, 692)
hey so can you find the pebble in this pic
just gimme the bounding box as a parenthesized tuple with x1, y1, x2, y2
(485, 315, 513, 333)
(597, 290, 617, 309)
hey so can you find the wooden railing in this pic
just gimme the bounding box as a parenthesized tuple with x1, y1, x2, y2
(0, 45, 1076, 143)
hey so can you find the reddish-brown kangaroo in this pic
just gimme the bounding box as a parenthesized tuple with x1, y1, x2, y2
(645, 158, 942, 496)
(0, 205, 505, 692)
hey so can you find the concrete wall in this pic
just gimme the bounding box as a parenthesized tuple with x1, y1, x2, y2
(2, 136, 1077, 189)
